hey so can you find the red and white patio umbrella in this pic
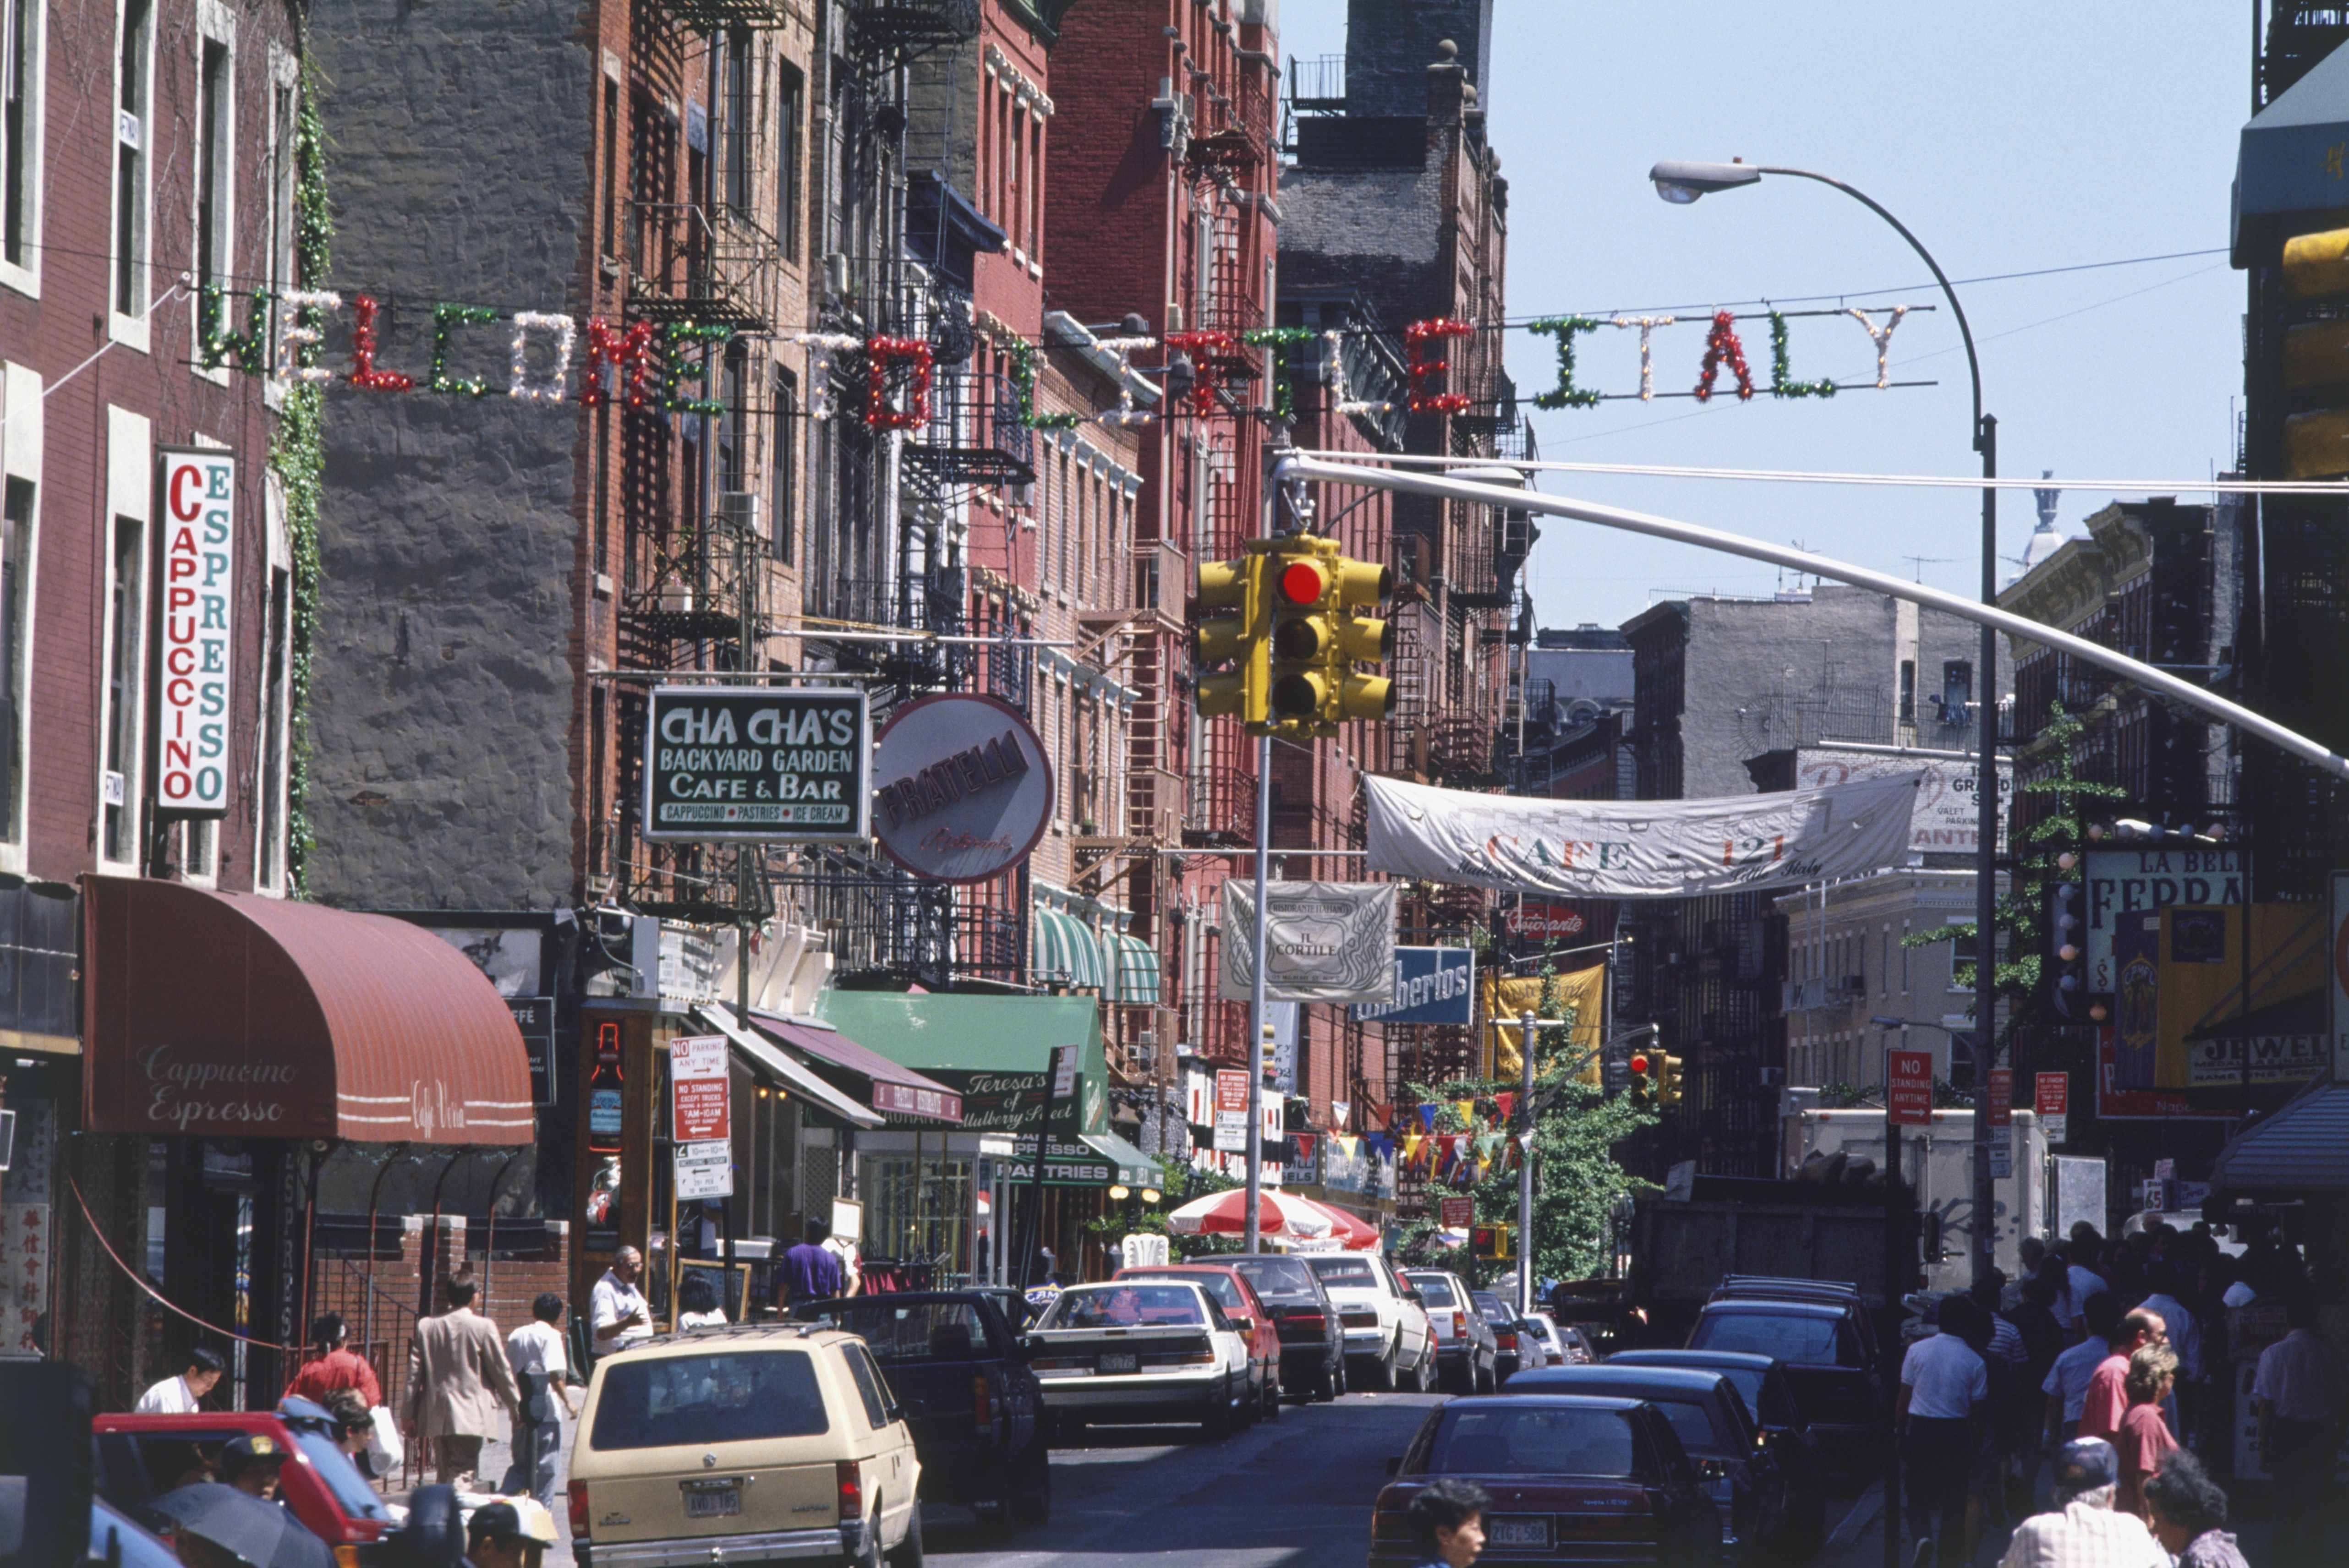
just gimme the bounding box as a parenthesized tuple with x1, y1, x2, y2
(1296, 1197, 1382, 1250)
(1165, 1187, 1335, 1239)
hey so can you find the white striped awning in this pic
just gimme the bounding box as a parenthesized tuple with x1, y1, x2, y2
(1034, 909, 1108, 990)
(1110, 933, 1162, 1005)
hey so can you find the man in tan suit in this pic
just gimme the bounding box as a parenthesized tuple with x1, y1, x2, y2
(405, 1277, 520, 1488)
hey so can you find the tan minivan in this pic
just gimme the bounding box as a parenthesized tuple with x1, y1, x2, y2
(567, 1324, 925, 1568)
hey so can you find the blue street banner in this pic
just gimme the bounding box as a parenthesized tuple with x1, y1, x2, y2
(1350, 946, 1476, 1026)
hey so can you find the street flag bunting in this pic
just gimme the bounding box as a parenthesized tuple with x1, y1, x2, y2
(1364, 772, 1922, 899)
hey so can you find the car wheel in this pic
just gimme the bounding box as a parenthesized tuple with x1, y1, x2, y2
(885, 1502, 923, 1568)
(1413, 1343, 1437, 1393)
(1334, 1353, 1348, 1397)
(1012, 1445, 1051, 1528)
(1313, 1355, 1339, 1402)
(1238, 1370, 1259, 1427)
(1370, 1339, 1398, 1392)
(849, 1510, 885, 1568)
(1474, 1358, 1495, 1394)
(1262, 1365, 1282, 1419)
(1203, 1374, 1234, 1438)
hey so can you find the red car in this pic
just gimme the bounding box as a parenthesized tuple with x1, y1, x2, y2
(1112, 1262, 1285, 1419)
(94, 1398, 394, 1565)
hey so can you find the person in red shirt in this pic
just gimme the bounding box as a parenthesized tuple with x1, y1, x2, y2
(284, 1311, 384, 1408)
(2116, 1344, 2180, 1519)
(2080, 1306, 2167, 1444)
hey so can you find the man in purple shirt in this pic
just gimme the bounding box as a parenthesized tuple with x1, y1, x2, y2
(779, 1219, 846, 1304)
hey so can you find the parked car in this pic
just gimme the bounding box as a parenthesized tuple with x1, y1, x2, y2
(1554, 1323, 1599, 1365)
(1686, 1295, 1883, 1480)
(94, 1398, 394, 1558)
(1226, 1253, 1347, 1401)
(1472, 1291, 1526, 1383)
(1113, 1262, 1282, 1419)
(790, 1290, 1049, 1535)
(565, 1324, 925, 1568)
(1303, 1253, 1435, 1393)
(1403, 1268, 1498, 1394)
(1518, 1312, 1570, 1369)
(90, 1495, 197, 1568)
(1499, 1365, 1791, 1566)
(1608, 1349, 1831, 1557)
(1369, 1394, 1721, 1568)
(1025, 1278, 1254, 1438)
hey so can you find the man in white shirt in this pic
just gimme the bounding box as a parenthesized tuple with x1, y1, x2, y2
(590, 1246, 652, 1358)
(1999, 1438, 2167, 1568)
(2254, 1297, 2345, 1566)
(2042, 1292, 2119, 1453)
(502, 1293, 576, 1508)
(1900, 1295, 1989, 1568)
(134, 1347, 224, 1413)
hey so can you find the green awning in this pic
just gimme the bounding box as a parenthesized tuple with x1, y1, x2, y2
(997, 1129, 1159, 1188)
(1034, 910, 1108, 990)
(1109, 933, 1162, 1005)
(815, 989, 1106, 1138)
(1085, 1127, 1158, 1186)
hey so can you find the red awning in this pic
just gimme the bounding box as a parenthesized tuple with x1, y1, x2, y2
(752, 1011, 964, 1123)
(83, 876, 534, 1144)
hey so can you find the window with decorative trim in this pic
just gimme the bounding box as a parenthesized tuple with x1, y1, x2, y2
(110, 0, 154, 347)
(0, 0, 45, 296)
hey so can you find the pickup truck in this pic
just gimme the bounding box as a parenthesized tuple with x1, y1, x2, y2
(94, 1398, 394, 1561)
(792, 1289, 1050, 1535)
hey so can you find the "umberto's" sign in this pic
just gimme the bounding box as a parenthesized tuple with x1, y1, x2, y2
(156, 450, 235, 816)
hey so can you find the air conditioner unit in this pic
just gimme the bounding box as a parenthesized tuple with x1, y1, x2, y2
(717, 491, 761, 535)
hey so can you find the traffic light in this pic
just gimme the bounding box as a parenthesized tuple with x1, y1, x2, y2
(1657, 1054, 1684, 1108)
(1628, 1050, 1657, 1109)
(2044, 880, 2087, 1019)
(1261, 535, 1395, 738)
(1473, 1224, 1513, 1260)
(1193, 549, 1267, 723)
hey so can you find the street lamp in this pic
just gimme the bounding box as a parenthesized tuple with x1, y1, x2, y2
(1651, 158, 2001, 1309)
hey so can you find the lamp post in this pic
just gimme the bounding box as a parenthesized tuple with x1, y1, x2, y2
(1650, 160, 2000, 1307)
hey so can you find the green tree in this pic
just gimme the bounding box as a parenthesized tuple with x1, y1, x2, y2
(1398, 961, 1654, 1286)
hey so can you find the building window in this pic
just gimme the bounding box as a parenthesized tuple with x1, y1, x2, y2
(772, 368, 796, 563)
(1, 0, 45, 285)
(256, 565, 291, 890)
(179, 817, 214, 881)
(722, 27, 752, 217)
(592, 403, 611, 577)
(1941, 659, 1972, 718)
(112, 0, 153, 328)
(718, 339, 748, 492)
(589, 685, 607, 876)
(1898, 659, 1915, 722)
(775, 63, 802, 261)
(102, 515, 144, 864)
(266, 70, 296, 296)
(1948, 932, 1976, 994)
(0, 476, 29, 844)
(601, 76, 620, 258)
(194, 35, 231, 298)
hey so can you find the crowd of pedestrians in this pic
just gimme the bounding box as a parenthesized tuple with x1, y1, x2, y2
(1894, 1219, 2343, 1568)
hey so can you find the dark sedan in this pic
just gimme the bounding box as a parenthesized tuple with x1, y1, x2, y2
(1372, 1395, 1721, 1568)
(1609, 1350, 1830, 1557)
(1499, 1366, 1790, 1566)
(1472, 1289, 1525, 1383)
(1686, 1298, 1883, 1481)
(1227, 1254, 1348, 1400)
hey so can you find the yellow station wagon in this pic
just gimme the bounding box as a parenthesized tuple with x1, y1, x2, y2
(567, 1324, 925, 1568)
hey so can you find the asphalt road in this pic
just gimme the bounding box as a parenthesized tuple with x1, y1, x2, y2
(922, 1389, 1447, 1568)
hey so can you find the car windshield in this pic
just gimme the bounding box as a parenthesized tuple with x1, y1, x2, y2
(1652, 1398, 1731, 1458)
(1407, 1275, 1459, 1308)
(1231, 1257, 1320, 1302)
(800, 1300, 995, 1363)
(1429, 1407, 1636, 1477)
(591, 1351, 829, 1449)
(1043, 1284, 1206, 1328)
(1472, 1293, 1510, 1322)
(1126, 1272, 1245, 1311)
(284, 1424, 392, 1519)
(1305, 1257, 1378, 1287)
(1692, 1311, 1845, 1364)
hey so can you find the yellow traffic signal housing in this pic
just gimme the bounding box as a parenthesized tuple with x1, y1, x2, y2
(1658, 1054, 1685, 1108)
(1193, 551, 1267, 723)
(1254, 535, 1395, 737)
(1627, 1050, 1654, 1109)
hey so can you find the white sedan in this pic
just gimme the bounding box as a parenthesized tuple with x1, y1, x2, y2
(1026, 1279, 1255, 1438)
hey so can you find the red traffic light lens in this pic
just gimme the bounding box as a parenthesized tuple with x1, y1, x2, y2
(1277, 562, 1326, 605)
(1628, 1054, 1650, 1076)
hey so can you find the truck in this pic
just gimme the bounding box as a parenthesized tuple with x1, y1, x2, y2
(1625, 1175, 1911, 1347)
(1780, 1104, 2052, 1293)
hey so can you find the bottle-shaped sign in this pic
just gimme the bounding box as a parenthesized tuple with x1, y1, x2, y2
(587, 1021, 625, 1154)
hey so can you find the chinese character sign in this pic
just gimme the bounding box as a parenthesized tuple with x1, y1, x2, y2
(157, 449, 236, 816)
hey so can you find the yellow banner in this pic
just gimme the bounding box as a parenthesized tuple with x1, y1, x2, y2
(2149, 904, 2328, 1088)
(1484, 963, 1606, 1082)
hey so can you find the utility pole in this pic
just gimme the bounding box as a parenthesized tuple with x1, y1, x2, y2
(1244, 730, 1270, 1254)
(1516, 1008, 1537, 1317)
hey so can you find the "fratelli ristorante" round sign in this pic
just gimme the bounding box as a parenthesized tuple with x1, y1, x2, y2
(870, 694, 1053, 883)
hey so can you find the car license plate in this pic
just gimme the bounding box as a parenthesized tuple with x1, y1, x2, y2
(1097, 1352, 1138, 1374)
(685, 1490, 741, 1519)
(1487, 1517, 1549, 1548)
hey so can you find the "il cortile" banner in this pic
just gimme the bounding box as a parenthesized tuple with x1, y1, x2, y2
(1365, 773, 1922, 900)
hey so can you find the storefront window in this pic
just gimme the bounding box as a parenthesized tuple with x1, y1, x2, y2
(861, 1154, 971, 1273)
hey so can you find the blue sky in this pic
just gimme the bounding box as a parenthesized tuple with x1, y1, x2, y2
(1275, 2, 2253, 635)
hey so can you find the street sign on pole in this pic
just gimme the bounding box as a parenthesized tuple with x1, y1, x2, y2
(2036, 1071, 2069, 1143)
(1439, 1196, 1474, 1231)
(1887, 1050, 1934, 1126)
(1213, 1069, 1250, 1153)
(670, 1035, 732, 1144)
(674, 1139, 732, 1200)
(1987, 1067, 2013, 1179)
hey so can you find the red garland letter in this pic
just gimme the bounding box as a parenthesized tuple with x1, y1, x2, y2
(1693, 310, 1755, 403)
(863, 336, 935, 430)
(1163, 329, 1238, 418)
(1404, 318, 1477, 413)
(347, 295, 413, 391)
(580, 317, 658, 408)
